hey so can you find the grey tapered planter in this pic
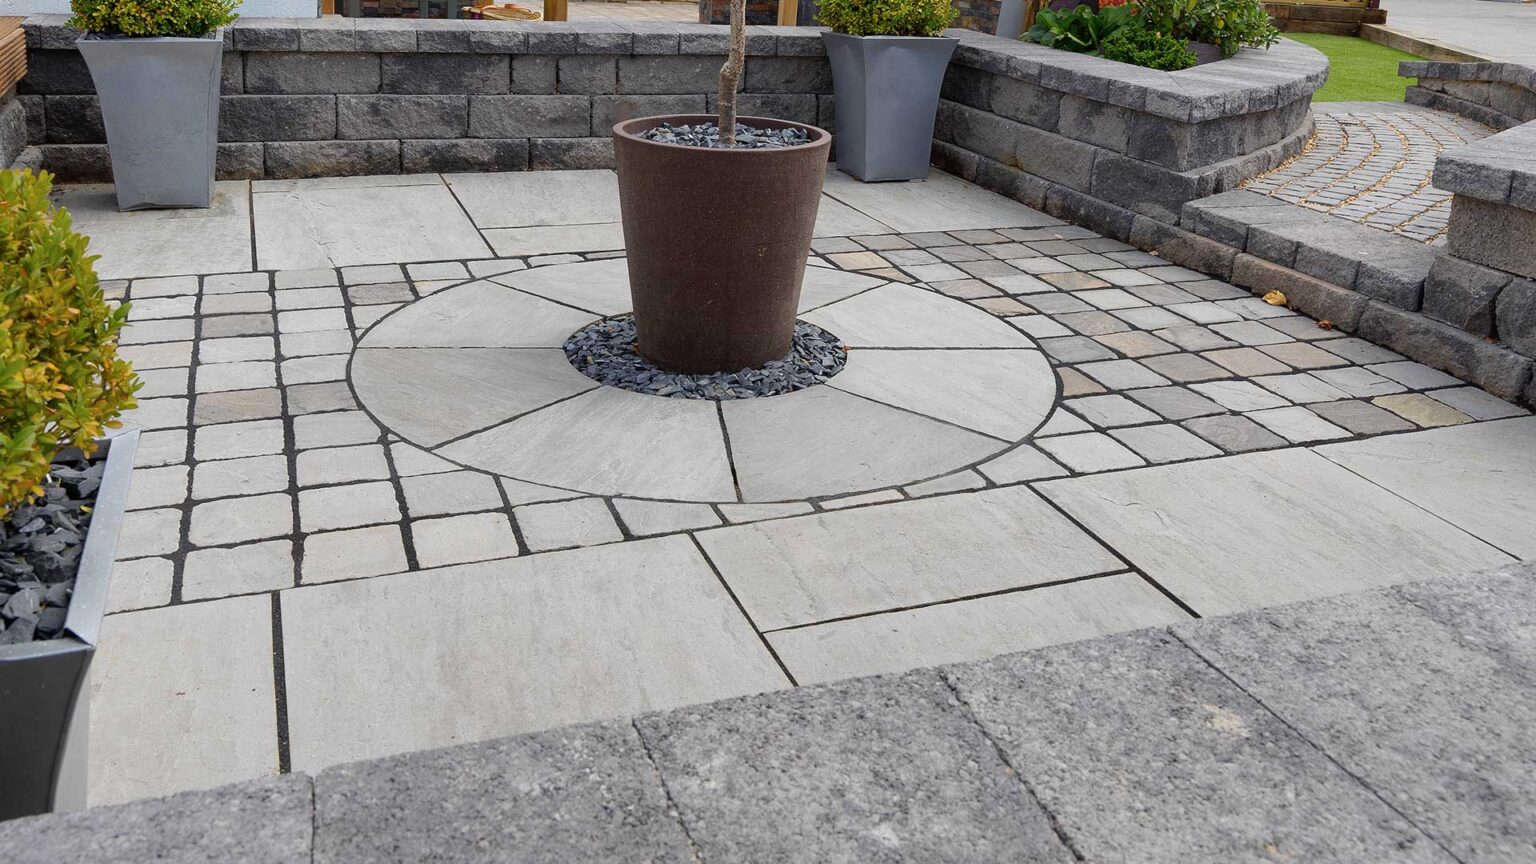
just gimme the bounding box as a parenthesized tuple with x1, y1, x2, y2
(77, 31, 223, 210)
(822, 32, 958, 182)
(0, 431, 138, 821)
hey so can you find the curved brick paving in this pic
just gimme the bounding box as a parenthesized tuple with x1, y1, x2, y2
(1243, 102, 1492, 245)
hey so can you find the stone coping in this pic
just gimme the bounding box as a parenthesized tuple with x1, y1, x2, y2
(1400, 59, 1536, 91)
(2, 558, 1532, 861)
(21, 15, 1326, 124)
(1434, 121, 1536, 209)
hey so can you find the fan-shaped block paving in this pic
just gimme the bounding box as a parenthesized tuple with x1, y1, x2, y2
(350, 258, 1058, 503)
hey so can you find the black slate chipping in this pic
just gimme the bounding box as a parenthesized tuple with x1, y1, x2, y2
(0, 453, 100, 645)
(564, 315, 847, 400)
(636, 121, 810, 150)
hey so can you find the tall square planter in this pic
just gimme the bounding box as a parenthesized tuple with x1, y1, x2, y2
(0, 430, 138, 821)
(822, 32, 958, 182)
(76, 31, 223, 210)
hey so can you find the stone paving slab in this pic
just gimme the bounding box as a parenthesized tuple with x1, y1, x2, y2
(1038, 448, 1514, 616)
(50, 183, 254, 280)
(15, 563, 1535, 862)
(278, 535, 786, 772)
(252, 180, 493, 269)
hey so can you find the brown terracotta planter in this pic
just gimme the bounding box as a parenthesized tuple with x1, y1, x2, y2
(613, 114, 833, 373)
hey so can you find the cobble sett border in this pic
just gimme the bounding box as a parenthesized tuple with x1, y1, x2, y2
(103, 219, 1530, 775)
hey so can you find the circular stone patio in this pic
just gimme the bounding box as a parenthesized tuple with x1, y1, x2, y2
(348, 258, 1059, 503)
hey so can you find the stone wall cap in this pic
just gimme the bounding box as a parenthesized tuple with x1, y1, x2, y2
(1434, 122, 1536, 207)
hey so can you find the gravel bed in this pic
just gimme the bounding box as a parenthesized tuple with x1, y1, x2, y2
(637, 122, 810, 149)
(0, 454, 101, 645)
(565, 314, 847, 400)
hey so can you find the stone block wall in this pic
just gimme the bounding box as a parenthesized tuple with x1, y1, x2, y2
(1401, 61, 1536, 131)
(17, 17, 835, 180)
(930, 31, 1325, 233)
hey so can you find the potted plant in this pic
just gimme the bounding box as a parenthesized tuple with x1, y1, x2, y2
(612, 0, 832, 372)
(69, 0, 239, 210)
(818, 0, 958, 182)
(1, 170, 141, 819)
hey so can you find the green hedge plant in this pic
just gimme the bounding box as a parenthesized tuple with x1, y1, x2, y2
(1, 170, 139, 515)
(1132, 0, 1279, 58)
(1101, 23, 1198, 70)
(1024, 3, 1136, 55)
(816, 0, 956, 37)
(69, 0, 239, 38)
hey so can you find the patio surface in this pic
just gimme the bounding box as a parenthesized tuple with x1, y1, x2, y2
(70, 164, 1536, 807)
(1242, 102, 1492, 244)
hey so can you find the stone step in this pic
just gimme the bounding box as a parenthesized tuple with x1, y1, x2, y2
(3, 559, 1533, 863)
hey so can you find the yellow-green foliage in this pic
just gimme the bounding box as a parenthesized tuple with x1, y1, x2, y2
(1, 170, 139, 514)
(817, 0, 956, 38)
(69, 0, 239, 38)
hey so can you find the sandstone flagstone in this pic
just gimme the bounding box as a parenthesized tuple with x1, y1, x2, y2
(361, 282, 597, 349)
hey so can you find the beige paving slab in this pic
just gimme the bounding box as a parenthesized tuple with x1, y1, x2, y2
(53, 182, 253, 279)
(360, 281, 596, 348)
(797, 266, 887, 313)
(769, 573, 1190, 685)
(697, 486, 1123, 630)
(493, 256, 633, 316)
(351, 347, 596, 447)
(253, 182, 491, 269)
(821, 168, 1064, 233)
(813, 194, 895, 238)
(1315, 417, 1536, 558)
(89, 596, 277, 806)
(829, 348, 1055, 440)
(438, 386, 735, 501)
(723, 386, 1005, 502)
(481, 223, 627, 257)
(446, 169, 620, 229)
(280, 535, 788, 772)
(1038, 449, 1513, 617)
(802, 283, 1036, 349)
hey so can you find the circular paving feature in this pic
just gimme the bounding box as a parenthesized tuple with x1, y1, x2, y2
(563, 314, 848, 400)
(350, 258, 1059, 503)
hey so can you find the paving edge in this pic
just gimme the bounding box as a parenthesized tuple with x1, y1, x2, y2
(1, 557, 1532, 862)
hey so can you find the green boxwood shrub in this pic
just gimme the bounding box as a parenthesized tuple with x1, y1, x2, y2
(1, 170, 139, 514)
(816, 0, 956, 37)
(69, 0, 239, 39)
(1101, 24, 1198, 71)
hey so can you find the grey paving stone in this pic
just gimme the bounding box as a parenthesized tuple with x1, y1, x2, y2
(298, 481, 401, 533)
(125, 464, 189, 510)
(192, 454, 291, 500)
(612, 499, 721, 537)
(1311, 366, 1408, 398)
(182, 540, 294, 600)
(1368, 360, 1465, 390)
(189, 493, 294, 547)
(1076, 358, 1171, 390)
(301, 524, 409, 585)
(1259, 340, 1349, 370)
(1254, 372, 1352, 404)
(976, 444, 1070, 484)
(0, 775, 313, 864)
(1109, 423, 1223, 463)
(1040, 335, 1118, 363)
(1426, 386, 1528, 421)
(411, 512, 519, 569)
(1247, 406, 1352, 443)
(1064, 394, 1160, 428)
(117, 507, 184, 559)
(637, 671, 1074, 863)
(1309, 399, 1417, 435)
(1321, 336, 1405, 365)
(1177, 588, 1536, 863)
(1156, 324, 1238, 352)
(400, 470, 503, 517)
(1095, 329, 1176, 357)
(1137, 351, 1230, 383)
(945, 630, 1448, 864)
(293, 411, 381, 450)
(1127, 386, 1226, 421)
(1036, 432, 1147, 472)
(515, 497, 622, 552)
(193, 389, 283, 426)
(314, 720, 692, 864)
(1040, 449, 1511, 616)
(698, 486, 1117, 631)
(1394, 561, 1536, 687)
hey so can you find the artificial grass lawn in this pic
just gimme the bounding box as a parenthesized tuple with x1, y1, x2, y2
(1284, 33, 1424, 103)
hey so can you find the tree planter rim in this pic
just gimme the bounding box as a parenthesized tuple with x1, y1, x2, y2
(612, 114, 832, 157)
(75, 29, 223, 43)
(0, 428, 140, 655)
(821, 32, 961, 42)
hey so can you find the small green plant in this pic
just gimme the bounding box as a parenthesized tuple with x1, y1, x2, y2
(816, 0, 956, 38)
(1133, 0, 1279, 58)
(1024, 4, 1136, 55)
(1, 170, 139, 514)
(69, 0, 239, 38)
(1101, 23, 1198, 70)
